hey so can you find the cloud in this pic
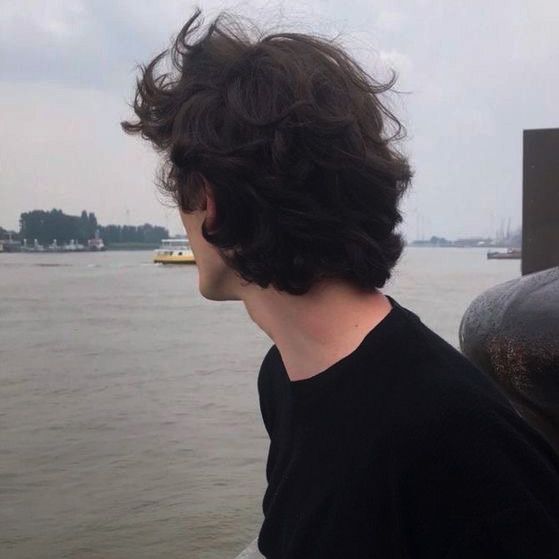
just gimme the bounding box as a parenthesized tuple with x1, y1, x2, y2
(1, 0, 558, 238)
(376, 9, 407, 32)
(379, 50, 412, 77)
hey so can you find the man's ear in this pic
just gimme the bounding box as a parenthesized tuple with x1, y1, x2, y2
(202, 178, 217, 231)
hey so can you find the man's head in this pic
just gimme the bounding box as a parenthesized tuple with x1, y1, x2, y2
(121, 8, 412, 301)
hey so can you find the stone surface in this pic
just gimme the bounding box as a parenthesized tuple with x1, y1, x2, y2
(234, 537, 264, 559)
(459, 267, 559, 454)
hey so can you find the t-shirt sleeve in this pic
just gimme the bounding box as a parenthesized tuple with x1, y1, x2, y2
(257, 346, 277, 438)
(400, 396, 559, 558)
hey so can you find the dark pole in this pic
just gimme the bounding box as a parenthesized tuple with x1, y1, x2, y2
(522, 128, 559, 275)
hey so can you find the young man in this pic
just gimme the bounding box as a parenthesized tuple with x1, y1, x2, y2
(122, 9, 559, 558)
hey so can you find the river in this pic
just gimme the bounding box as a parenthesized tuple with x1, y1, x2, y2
(0, 247, 520, 558)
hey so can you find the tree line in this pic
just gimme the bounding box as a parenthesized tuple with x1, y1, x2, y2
(14, 209, 169, 245)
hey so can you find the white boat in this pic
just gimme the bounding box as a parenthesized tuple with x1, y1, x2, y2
(88, 230, 105, 251)
(59, 239, 86, 252)
(153, 238, 196, 264)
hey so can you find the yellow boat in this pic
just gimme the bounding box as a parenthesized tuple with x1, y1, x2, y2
(153, 238, 196, 264)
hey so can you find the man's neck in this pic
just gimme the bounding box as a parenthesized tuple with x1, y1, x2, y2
(242, 280, 392, 381)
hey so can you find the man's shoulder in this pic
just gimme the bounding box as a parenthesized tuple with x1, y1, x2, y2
(360, 312, 553, 460)
(382, 354, 559, 482)
(258, 344, 282, 392)
(384, 310, 516, 415)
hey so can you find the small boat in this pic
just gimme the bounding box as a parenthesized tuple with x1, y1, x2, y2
(46, 239, 86, 252)
(87, 238, 105, 251)
(88, 230, 105, 251)
(21, 239, 46, 252)
(153, 238, 196, 264)
(0, 237, 21, 252)
(487, 248, 522, 260)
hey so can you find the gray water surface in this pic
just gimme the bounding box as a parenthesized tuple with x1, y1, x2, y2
(0, 247, 520, 559)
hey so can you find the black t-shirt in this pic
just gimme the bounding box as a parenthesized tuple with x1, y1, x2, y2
(256, 295, 559, 558)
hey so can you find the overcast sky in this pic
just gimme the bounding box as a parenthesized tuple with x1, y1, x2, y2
(1, 0, 557, 239)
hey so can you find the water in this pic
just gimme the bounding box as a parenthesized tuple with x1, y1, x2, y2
(0, 248, 520, 559)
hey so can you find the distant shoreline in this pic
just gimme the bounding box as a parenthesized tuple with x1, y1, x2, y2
(406, 243, 519, 249)
(104, 243, 160, 251)
(1, 243, 160, 253)
(1, 244, 520, 255)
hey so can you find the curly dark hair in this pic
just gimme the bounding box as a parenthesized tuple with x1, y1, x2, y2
(121, 8, 413, 295)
